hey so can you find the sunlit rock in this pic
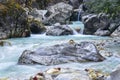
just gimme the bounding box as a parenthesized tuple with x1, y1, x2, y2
(18, 41, 105, 65)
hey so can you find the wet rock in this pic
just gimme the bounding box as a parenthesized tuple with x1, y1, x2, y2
(85, 69, 108, 80)
(82, 13, 120, 36)
(45, 2, 73, 25)
(109, 64, 120, 80)
(46, 25, 73, 36)
(30, 72, 53, 80)
(0, 32, 7, 39)
(94, 30, 111, 36)
(18, 41, 105, 65)
(110, 24, 120, 37)
(29, 19, 46, 34)
(82, 13, 110, 35)
(0, 40, 11, 46)
(29, 68, 91, 80)
(55, 72, 90, 80)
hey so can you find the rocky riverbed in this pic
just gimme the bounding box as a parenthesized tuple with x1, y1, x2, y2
(0, 0, 120, 80)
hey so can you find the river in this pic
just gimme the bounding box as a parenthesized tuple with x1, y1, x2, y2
(0, 34, 120, 79)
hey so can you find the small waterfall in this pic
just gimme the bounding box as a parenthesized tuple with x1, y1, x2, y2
(71, 21, 84, 34)
(69, 25, 79, 35)
(77, 10, 81, 21)
(77, 4, 83, 21)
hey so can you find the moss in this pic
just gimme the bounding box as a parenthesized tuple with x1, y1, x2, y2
(0, 40, 11, 46)
(0, 0, 31, 38)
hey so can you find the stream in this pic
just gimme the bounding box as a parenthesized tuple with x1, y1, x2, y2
(0, 21, 120, 79)
(0, 34, 120, 79)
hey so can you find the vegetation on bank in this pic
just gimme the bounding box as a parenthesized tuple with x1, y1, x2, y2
(0, 0, 30, 38)
(85, 0, 120, 18)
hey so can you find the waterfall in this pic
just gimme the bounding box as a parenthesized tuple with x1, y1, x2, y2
(77, 4, 83, 21)
(69, 25, 79, 35)
(77, 10, 81, 21)
(71, 21, 84, 34)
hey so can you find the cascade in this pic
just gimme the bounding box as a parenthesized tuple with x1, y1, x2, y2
(70, 21, 84, 34)
(77, 10, 82, 21)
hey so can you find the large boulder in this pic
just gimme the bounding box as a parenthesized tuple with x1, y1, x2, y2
(82, 13, 110, 35)
(46, 24, 73, 36)
(82, 13, 120, 36)
(45, 2, 73, 25)
(95, 22, 120, 36)
(18, 41, 105, 65)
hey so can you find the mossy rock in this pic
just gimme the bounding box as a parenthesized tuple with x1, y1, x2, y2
(0, 0, 31, 39)
(0, 40, 11, 46)
(28, 19, 46, 34)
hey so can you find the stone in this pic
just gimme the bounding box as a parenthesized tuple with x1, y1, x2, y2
(18, 41, 105, 65)
(46, 25, 73, 36)
(46, 2, 73, 25)
(28, 8, 48, 22)
(69, 0, 83, 9)
(55, 72, 90, 80)
(82, 13, 110, 35)
(109, 64, 120, 80)
(0, 40, 11, 46)
(29, 20, 46, 34)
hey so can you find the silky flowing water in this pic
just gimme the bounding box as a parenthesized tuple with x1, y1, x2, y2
(0, 21, 119, 79)
(0, 34, 120, 79)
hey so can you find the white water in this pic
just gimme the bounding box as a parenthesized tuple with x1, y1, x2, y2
(0, 34, 120, 79)
(0, 22, 120, 79)
(73, 21, 84, 34)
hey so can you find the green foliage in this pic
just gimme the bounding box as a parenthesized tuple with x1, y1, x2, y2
(0, 0, 30, 38)
(85, 0, 120, 18)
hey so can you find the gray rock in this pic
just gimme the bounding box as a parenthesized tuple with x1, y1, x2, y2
(46, 2, 73, 24)
(109, 64, 120, 80)
(29, 20, 46, 34)
(0, 40, 11, 46)
(46, 25, 73, 36)
(55, 72, 90, 80)
(28, 8, 48, 21)
(18, 42, 105, 65)
(69, 0, 83, 9)
(82, 13, 110, 35)
(94, 30, 111, 36)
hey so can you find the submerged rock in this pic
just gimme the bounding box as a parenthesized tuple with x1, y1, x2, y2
(18, 41, 105, 65)
(46, 25, 73, 36)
